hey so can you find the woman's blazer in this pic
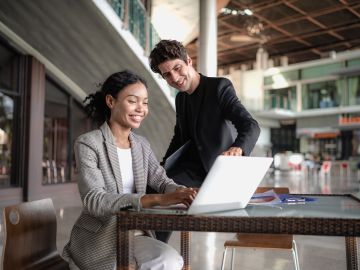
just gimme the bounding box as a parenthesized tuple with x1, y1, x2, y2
(63, 122, 180, 270)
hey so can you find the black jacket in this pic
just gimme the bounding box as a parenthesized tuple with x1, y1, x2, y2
(163, 74, 260, 178)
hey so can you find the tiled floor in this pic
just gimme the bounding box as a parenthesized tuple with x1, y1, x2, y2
(1, 168, 359, 269)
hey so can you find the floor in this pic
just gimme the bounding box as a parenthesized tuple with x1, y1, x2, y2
(1, 167, 359, 270)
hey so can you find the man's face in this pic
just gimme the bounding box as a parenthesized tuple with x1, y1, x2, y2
(158, 58, 196, 94)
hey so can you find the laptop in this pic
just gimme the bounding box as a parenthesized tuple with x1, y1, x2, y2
(141, 155, 273, 215)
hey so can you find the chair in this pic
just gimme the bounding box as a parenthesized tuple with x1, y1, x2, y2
(2, 198, 69, 270)
(221, 187, 300, 270)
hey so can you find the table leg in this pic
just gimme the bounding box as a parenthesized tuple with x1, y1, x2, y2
(345, 236, 358, 270)
(117, 229, 135, 270)
(181, 231, 191, 270)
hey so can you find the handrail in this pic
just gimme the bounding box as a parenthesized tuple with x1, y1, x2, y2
(107, 0, 161, 55)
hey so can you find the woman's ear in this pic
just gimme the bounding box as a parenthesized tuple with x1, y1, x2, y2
(105, 94, 114, 109)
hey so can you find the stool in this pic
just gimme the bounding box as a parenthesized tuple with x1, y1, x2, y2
(220, 187, 300, 270)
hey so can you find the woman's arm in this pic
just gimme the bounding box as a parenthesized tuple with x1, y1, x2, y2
(141, 188, 197, 208)
(75, 137, 142, 216)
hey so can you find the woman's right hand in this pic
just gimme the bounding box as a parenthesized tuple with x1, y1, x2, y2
(140, 188, 197, 208)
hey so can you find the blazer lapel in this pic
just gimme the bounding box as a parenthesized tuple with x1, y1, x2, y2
(100, 122, 123, 193)
(129, 133, 145, 194)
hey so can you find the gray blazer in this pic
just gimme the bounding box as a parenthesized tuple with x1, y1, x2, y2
(63, 122, 180, 270)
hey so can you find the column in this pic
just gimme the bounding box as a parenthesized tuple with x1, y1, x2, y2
(198, 0, 217, 76)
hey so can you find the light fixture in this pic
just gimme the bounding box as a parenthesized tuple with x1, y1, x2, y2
(220, 7, 253, 16)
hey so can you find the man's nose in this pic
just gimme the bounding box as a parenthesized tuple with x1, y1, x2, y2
(170, 72, 179, 83)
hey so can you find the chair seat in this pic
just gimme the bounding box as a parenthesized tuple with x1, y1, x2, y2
(2, 198, 69, 270)
(221, 187, 300, 270)
(226, 233, 293, 249)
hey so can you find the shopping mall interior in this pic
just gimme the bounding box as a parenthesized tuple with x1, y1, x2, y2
(0, 0, 359, 269)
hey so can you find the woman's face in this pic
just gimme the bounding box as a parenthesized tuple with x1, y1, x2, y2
(106, 82, 148, 130)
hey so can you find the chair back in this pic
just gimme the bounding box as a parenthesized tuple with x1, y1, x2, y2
(2, 198, 69, 270)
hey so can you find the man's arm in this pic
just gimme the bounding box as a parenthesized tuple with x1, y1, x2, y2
(218, 79, 260, 156)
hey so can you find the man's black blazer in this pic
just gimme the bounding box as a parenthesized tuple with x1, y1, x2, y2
(163, 74, 260, 173)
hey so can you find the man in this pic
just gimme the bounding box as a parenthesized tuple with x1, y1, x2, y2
(149, 39, 260, 188)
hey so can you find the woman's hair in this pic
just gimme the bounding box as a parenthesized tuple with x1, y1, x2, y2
(84, 70, 147, 124)
(149, 39, 188, 75)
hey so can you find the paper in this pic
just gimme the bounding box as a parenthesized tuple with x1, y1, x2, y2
(249, 189, 282, 205)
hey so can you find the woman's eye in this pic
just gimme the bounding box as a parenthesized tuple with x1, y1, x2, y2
(128, 100, 136, 104)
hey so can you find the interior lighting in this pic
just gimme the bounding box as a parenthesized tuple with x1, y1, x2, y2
(244, 8, 253, 16)
(221, 7, 253, 16)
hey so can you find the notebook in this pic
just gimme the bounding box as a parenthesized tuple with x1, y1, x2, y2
(141, 155, 273, 215)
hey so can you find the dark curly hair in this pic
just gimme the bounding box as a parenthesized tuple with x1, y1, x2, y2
(84, 70, 147, 124)
(149, 39, 188, 75)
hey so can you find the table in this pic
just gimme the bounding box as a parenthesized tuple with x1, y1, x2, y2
(117, 194, 360, 270)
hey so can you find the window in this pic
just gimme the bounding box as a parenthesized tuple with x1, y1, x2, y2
(43, 78, 90, 185)
(0, 41, 22, 189)
(264, 86, 296, 111)
(348, 75, 360, 106)
(302, 80, 340, 110)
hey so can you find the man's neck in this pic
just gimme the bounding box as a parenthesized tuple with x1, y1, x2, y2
(187, 71, 201, 95)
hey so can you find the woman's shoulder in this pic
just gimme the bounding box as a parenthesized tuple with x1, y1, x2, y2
(76, 129, 103, 145)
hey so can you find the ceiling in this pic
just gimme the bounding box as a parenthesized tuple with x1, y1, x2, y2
(185, 0, 360, 69)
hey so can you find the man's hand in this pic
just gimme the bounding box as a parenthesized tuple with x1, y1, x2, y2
(222, 147, 243, 156)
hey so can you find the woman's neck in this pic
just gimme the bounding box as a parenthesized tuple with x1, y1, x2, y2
(108, 121, 131, 149)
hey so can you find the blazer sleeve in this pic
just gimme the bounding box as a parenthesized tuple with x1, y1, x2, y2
(217, 79, 260, 156)
(141, 137, 182, 193)
(74, 137, 142, 217)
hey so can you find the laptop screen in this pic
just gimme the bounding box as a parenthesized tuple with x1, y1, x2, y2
(187, 156, 273, 214)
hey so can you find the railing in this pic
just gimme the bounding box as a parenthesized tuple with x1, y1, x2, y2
(107, 0, 161, 55)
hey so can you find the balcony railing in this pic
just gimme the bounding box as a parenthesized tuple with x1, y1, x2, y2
(107, 0, 160, 55)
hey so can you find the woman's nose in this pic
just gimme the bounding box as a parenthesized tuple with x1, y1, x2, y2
(135, 103, 145, 112)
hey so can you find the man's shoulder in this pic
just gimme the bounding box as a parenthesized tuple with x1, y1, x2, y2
(202, 75, 232, 89)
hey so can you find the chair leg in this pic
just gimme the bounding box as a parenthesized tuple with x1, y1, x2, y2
(292, 240, 300, 270)
(231, 248, 235, 270)
(221, 247, 228, 270)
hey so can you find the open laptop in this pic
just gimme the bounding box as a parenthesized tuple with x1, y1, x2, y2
(141, 155, 273, 215)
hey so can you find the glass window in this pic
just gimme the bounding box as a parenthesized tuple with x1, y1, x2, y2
(348, 75, 360, 106)
(302, 63, 342, 80)
(348, 58, 360, 67)
(0, 93, 14, 188)
(302, 80, 340, 110)
(43, 79, 69, 185)
(43, 77, 91, 184)
(0, 41, 21, 189)
(264, 86, 296, 111)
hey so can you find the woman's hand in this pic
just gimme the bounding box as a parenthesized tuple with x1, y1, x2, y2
(140, 188, 197, 208)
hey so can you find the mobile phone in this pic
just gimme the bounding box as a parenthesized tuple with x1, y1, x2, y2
(283, 197, 306, 203)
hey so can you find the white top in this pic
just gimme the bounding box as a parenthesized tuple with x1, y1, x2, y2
(117, 148, 134, 194)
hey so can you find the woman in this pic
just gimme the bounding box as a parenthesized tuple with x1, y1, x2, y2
(63, 70, 196, 270)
